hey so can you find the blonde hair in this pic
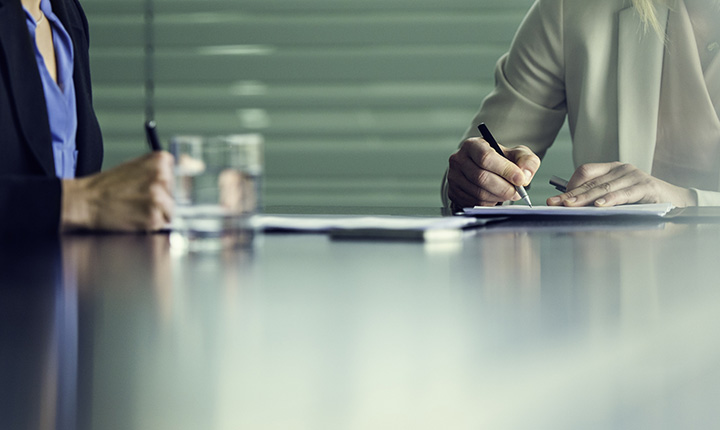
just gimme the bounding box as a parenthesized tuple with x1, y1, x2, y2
(632, 0, 667, 34)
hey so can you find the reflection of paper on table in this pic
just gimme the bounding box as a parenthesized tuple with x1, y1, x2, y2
(253, 215, 483, 232)
(463, 203, 674, 217)
(254, 215, 489, 242)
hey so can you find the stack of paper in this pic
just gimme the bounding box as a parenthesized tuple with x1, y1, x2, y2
(463, 203, 674, 217)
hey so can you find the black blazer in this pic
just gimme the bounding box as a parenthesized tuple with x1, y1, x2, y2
(0, 0, 103, 237)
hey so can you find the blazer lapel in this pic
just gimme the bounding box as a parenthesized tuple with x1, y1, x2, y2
(50, 0, 82, 35)
(0, 0, 55, 176)
(617, 5, 669, 173)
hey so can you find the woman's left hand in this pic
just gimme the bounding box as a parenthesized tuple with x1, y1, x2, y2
(546, 162, 697, 207)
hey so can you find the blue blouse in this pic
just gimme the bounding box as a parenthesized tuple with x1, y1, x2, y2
(24, 0, 78, 179)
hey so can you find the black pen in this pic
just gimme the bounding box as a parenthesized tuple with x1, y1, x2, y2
(144, 120, 162, 151)
(477, 123, 533, 207)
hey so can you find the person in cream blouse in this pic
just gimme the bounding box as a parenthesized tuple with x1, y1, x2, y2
(444, 0, 720, 209)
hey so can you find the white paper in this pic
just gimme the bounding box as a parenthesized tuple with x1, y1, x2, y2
(253, 215, 482, 232)
(463, 203, 674, 217)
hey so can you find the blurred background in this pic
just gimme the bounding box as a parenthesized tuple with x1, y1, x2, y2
(83, 0, 573, 208)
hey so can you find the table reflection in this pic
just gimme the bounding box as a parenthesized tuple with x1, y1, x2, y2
(1, 221, 720, 429)
(0, 239, 81, 430)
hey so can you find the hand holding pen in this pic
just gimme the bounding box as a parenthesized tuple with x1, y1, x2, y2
(446, 123, 540, 209)
(477, 124, 533, 207)
(60, 121, 174, 232)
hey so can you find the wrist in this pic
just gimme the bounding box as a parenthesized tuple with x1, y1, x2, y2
(61, 178, 92, 231)
(674, 186, 698, 207)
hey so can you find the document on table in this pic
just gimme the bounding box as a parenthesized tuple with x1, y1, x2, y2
(463, 203, 674, 217)
(253, 215, 484, 232)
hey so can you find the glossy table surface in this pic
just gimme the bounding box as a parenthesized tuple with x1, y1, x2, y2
(2, 208, 720, 429)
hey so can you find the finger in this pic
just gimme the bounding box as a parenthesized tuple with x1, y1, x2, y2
(566, 164, 639, 206)
(566, 162, 625, 190)
(505, 145, 541, 186)
(148, 183, 174, 224)
(550, 163, 629, 206)
(448, 167, 517, 205)
(449, 139, 520, 203)
(448, 185, 482, 209)
(546, 195, 564, 206)
(147, 207, 169, 232)
(592, 186, 643, 207)
(465, 139, 527, 187)
(147, 152, 175, 192)
(450, 185, 514, 208)
(447, 176, 497, 207)
(460, 159, 520, 201)
(449, 148, 518, 202)
(158, 190, 175, 224)
(593, 174, 655, 207)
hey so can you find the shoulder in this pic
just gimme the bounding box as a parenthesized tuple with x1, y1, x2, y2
(562, 0, 634, 26)
(522, 0, 634, 52)
(529, 0, 633, 26)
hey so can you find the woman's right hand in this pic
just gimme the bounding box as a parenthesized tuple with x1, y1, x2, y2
(61, 151, 175, 232)
(446, 137, 540, 209)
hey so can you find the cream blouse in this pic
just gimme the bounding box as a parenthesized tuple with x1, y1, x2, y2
(653, 0, 720, 192)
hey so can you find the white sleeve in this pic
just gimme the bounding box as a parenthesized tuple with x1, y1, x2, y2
(692, 189, 720, 206)
(464, 0, 568, 155)
(442, 0, 568, 206)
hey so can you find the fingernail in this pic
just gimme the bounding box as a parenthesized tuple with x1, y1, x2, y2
(523, 169, 533, 184)
(595, 198, 606, 206)
(512, 192, 521, 201)
(548, 196, 561, 204)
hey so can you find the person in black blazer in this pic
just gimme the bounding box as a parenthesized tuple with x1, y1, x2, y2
(0, 0, 173, 238)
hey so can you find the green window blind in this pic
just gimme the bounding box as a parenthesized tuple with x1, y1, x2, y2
(83, 0, 572, 207)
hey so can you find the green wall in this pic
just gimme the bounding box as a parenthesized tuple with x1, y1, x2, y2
(83, 0, 573, 208)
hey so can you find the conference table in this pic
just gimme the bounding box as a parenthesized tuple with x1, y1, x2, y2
(2, 206, 720, 429)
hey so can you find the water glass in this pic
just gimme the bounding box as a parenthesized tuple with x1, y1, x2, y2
(169, 134, 262, 251)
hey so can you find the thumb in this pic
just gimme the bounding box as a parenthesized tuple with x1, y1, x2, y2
(505, 145, 540, 186)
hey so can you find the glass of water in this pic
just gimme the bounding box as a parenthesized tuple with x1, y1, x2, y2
(169, 134, 263, 251)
